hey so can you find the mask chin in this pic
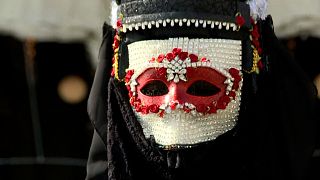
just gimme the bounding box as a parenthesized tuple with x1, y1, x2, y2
(134, 96, 241, 149)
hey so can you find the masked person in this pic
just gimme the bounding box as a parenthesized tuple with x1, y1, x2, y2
(86, 0, 318, 180)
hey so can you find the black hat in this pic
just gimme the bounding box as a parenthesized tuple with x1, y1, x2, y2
(117, 0, 252, 32)
(111, 0, 268, 81)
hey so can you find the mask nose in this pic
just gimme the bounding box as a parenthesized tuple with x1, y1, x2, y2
(165, 83, 185, 105)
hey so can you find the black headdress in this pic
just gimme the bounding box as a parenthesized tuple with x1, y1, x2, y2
(86, 1, 318, 180)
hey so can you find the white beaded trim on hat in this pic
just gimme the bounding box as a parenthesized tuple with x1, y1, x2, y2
(123, 19, 239, 32)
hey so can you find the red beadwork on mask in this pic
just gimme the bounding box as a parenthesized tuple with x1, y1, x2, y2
(135, 67, 227, 109)
(125, 48, 242, 116)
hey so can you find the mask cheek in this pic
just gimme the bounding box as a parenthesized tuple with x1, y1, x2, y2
(179, 68, 228, 111)
(136, 91, 165, 107)
(183, 90, 226, 110)
(133, 68, 170, 108)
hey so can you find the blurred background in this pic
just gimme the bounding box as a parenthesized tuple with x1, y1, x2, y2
(0, 0, 319, 179)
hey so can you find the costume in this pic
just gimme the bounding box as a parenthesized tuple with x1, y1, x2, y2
(86, 0, 317, 179)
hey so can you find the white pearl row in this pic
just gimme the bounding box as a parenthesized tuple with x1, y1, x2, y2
(122, 18, 239, 32)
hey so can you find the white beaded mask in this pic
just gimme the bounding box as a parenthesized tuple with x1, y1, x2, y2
(125, 38, 243, 149)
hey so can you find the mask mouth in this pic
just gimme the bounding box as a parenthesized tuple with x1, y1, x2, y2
(135, 100, 241, 148)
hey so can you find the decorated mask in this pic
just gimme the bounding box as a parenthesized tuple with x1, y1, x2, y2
(125, 38, 243, 148)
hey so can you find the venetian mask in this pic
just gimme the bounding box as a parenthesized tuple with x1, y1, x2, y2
(125, 37, 243, 149)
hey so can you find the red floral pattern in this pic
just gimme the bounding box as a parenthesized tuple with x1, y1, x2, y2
(111, 18, 123, 79)
(111, 31, 120, 77)
(149, 104, 160, 113)
(125, 70, 134, 83)
(236, 15, 245, 27)
(189, 54, 199, 62)
(178, 52, 189, 60)
(235, 14, 264, 74)
(249, 17, 263, 73)
(166, 52, 174, 61)
(157, 54, 165, 62)
(172, 48, 182, 56)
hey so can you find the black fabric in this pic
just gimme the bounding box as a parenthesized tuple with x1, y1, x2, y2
(0, 35, 93, 180)
(87, 23, 114, 144)
(86, 16, 317, 180)
(121, 0, 237, 16)
(86, 131, 108, 180)
(120, 0, 251, 30)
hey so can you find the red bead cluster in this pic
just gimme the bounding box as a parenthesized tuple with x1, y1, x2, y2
(236, 14, 246, 28)
(149, 48, 199, 63)
(129, 97, 161, 115)
(111, 32, 120, 77)
(235, 13, 264, 74)
(111, 18, 123, 79)
(250, 18, 264, 70)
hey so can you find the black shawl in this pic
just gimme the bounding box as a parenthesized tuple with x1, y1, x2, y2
(85, 17, 317, 180)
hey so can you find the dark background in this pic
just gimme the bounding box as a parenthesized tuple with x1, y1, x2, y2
(0, 35, 94, 180)
(281, 36, 320, 180)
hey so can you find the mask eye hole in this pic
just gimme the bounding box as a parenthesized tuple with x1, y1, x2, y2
(187, 80, 220, 96)
(140, 80, 169, 96)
